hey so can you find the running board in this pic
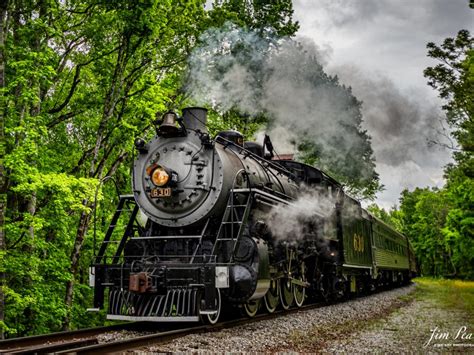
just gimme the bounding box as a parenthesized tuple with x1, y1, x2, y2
(107, 315, 200, 322)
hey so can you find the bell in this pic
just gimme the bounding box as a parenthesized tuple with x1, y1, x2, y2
(158, 112, 179, 135)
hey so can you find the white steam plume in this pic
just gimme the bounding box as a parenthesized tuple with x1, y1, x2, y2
(259, 187, 337, 245)
(186, 23, 376, 187)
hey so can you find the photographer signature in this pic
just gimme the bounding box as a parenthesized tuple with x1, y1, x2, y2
(424, 326, 472, 348)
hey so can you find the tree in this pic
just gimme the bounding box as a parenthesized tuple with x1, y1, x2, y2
(0, 0, 8, 340)
(424, 29, 473, 178)
(0, 0, 208, 336)
(209, 0, 299, 37)
(0, 0, 305, 337)
(422, 27, 474, 279)
(52, 0, 208, 330)
(397, 188, 455, 277)
(367, 204, 401, 229)
(390, 25, 474, 279)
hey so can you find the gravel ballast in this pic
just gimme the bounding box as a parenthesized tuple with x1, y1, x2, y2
(138, 285, 420, 353)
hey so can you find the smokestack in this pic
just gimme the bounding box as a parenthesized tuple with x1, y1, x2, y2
(182, 107, 208, 133)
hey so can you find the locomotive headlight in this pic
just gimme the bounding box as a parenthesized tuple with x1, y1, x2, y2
(151, 167, 170, 187)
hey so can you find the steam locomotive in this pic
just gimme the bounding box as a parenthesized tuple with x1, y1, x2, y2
(89, 107, 417, 323)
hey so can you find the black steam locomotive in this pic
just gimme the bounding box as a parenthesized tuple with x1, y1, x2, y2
(89, 107, 417, 323)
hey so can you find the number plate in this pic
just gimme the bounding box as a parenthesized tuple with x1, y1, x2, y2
(150, 187, 172, 198)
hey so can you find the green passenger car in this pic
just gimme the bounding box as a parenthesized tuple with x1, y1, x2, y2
(339, 193, 414, 287)
(370, 217, 409, 272)
(340, 196, 373, 268)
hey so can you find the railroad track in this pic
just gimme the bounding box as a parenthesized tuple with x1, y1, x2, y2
(0, 302, 324, 354)
(0, 321, 174, 354)
(0, 286, 410, 354)
(66, 303, 330, 354)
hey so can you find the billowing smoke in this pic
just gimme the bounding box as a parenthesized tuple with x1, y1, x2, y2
(253, 186, 338, 245)
(186, 23, 378, 195)
(333, 66, 447, 166)
(331, 66, 452, 207)
(290, 0, 467, 207)
(253, 185, 361, 259)
(185, 23, 270, 113)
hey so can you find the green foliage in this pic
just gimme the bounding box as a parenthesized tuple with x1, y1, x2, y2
(424, 30, 473, 128)
(393, 185, 473, 279)
(0, 0, 304, 337)
(442, 175, 474, 278)
(424, 29, 474, 179)
(369, 185, 473, 279)
(386, 19, 474, 281)
(398, 188, 454, 277)
(3, 173, 98, 335)
(0, 0, 210, 336)
(209, 0, 299, 37)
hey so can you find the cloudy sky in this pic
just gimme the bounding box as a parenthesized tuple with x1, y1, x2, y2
(292, 0, 473, 208)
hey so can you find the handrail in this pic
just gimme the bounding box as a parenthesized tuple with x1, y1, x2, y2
(215, 136, 296, 179)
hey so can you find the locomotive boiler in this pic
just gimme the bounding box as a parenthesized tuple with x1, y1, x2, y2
(89, 107, 417, 323)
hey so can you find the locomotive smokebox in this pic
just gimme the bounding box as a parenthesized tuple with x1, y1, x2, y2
(182, 107, 208, 133)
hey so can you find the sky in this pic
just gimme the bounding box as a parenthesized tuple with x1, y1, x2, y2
(292, 0, 473, 208)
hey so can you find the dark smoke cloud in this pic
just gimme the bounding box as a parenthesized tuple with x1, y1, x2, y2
(334, 66, 447, 167)
(333, 67, 452, 208)
(293, 0, 471, 207)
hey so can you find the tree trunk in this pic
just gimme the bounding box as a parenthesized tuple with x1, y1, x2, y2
(26, 192, 36, 239)
(0, 0, 9, 340)
(24, 0, 46, 242)
(62, 206, 92, 330)
(62, 39, 129, 331)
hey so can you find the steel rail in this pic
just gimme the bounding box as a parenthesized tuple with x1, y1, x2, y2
(0, 322, 145, 353)
(7, 338, 98, 355)
(55, 301, 329, 354)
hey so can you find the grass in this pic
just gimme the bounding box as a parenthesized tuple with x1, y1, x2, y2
(413, 277, 474, 317)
